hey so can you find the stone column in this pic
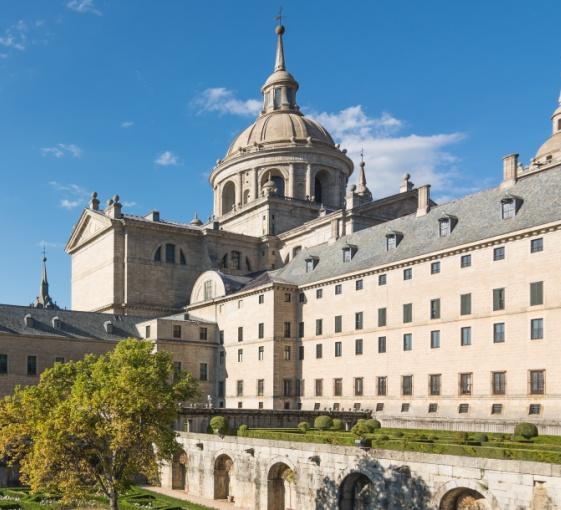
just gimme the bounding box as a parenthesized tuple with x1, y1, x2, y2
(288, 164, 295, 198)
(253, 168, 259, 200)
(237, 173, 243, 208)
(305, 164, 312, 200)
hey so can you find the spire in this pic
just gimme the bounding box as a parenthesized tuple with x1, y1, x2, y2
(356, 148, 372, 200)
(32, 248, 58, 310)
(274, 24, 286, 72)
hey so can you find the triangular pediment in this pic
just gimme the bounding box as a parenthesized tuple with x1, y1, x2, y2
(65, 209, 114, 253)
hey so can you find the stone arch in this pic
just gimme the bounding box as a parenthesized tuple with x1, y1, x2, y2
(338, 471, 375, 510)
(267, 461, 296, 510)
(171, 451, 187, 490)
(261, 168, 287, 197)
(221, 181, 236, 215)
(313, 169, 332, 205)
(440, 488, 491, 509)
(214, 454, 234, 500)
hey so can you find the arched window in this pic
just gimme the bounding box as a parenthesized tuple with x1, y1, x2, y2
(273, 88, 281, 109)
(154, 246, 162, 262)
(221, 254, 228, 269)
(271, 176, 285, 197)
(231, 251, 241, 270)
(165, 243, 176, 263)
(179, 250, 186, 265)
(314, 170, 330, 204)
(221, 181, 236, 215)
(557, 118, 561, 132)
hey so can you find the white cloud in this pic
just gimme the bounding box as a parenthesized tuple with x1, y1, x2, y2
(37, 240, 63, 249)
(155, 150, 180, 167)
(41, 143, 82, 159)
(60, 199, 81, 210)
(194, 87, 261, 117)
(49, 181, 90, 210)
(122, 201, 137, 207)
(0, 20, 29, 52)
(307, 105, 467, 200)
(120, 121, 134, 128)
(66, 0, 102, 16)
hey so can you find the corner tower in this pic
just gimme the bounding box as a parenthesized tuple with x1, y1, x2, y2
(209, 23, 353, 236)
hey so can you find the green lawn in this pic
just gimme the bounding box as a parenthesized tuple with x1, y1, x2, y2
(238, 426, 561, 464)
(0, 486, 212, 510)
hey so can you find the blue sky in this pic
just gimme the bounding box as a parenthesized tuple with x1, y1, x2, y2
(1, 0, 560, 308)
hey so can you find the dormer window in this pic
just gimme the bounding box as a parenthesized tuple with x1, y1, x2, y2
(501, 195, 522, 220)
(104, 321, 113, 334)
(438, 215, 457, 237)
(51, 316, 61, 329)
(305, 257, 319, 273)
(385, 231, 403, 251)
(342, 244, 357, 262)
(24, 314, 34, 328)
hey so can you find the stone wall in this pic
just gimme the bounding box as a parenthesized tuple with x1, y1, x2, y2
(162, 432, 561, 509)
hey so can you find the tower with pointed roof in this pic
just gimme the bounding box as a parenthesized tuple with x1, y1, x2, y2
(31, 251, 58, 310)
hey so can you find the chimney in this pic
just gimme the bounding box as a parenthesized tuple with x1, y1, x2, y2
(416, 185, 431, 217)
(501, 153, 519, 188)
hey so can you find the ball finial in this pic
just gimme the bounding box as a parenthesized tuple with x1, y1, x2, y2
(275, 24, 285, 35)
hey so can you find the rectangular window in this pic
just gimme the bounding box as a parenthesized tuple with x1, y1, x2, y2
(492, 371, 506, 395)
(402, 375, 413, 396)
(531, 238, 543, 253)
(335, 284, 342, 295)
(459, 373, 472, 395)
(378, 274, 387, 286)
(199, 363, 208, 381)
(460, 254, 471, 268)
(257, 379, 264, 396)
(355, 312, 363, 330)
(403, 303, 412, 323)
(460, 293, 472, 315)
(298, 321, 304, 338)
(145, 325, 151, 338)
(430, 299, 440, 319)
(0, 354, 7, 374)
(173, 325, 181, 338)
(430, 330, 440, 349)
(334, 315, 342, 333)
(529, 404, 541, 415)
(493, 288, 505, 311)
(219, 330, 224, 345)
(204, 280, 213, 301)
(530, 281, 544, 306)
(315, 378, 323, 397)
(378, 307, 387, 327)
(491, 404, 503, 415)
(27, 355, 37, 376)
(355, 338, 363, 355)
(377, 376, 387, 396)
(493, 323, 505, 343)
(299, 292, 305, 303)
(258, 294, 265, 304)
(283, 322, 291, 338)
(258, 346, 264, 360)
(236, 380, 243, 396)
(334, 341, 342, 357)
(401, 403, 410, 413)
(237, 349, 243, 362)
(238, 326, 244, 342)
(199, 327, 208, 340)
(378, 336, 386, 353)
(354, 377, 364, 396)
(461, 326, 472, 346)
(502, 200, 515, 219)
(493, 246, 505, 261)
(316, 319, 323, 336)
(458, 403, 469, 414)
(355, 279, 363, 291)
(258, 322, 264, 339)
(431, 261, 440, 274)
(531, 318, 544, 340)
(284, 292, 291, 302)
(530, 370, 545, 395)
(316, 343, 323, 359)
(333, 378, 342, 396)
(165, 243, 175, 263)
(283, 346, 291, 361)
(298, 345, 304, 360)
(428, 403, 438, 413)
(429, 374, 441, 396)
(219, 351, 224, 365)
(403, 333, 412, 351)
(218, 381, 225, 397)
(376, 402, 384, 412)
(403, 268, 412, 280)
(316, 288, 323, 299)
(439, 219, 451, 237)
(283, 379, 292, 397)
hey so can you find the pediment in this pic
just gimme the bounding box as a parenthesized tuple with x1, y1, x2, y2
(65, 209, 114, 253)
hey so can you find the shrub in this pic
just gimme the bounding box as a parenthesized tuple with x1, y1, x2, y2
(472, 433, 488, 443)
(314, 415, 333, 431)
(393, 431, 404, 438)
(298, 421, 310, 433)
(351, 421, 371, 438)
(238, 424, 248, 436)
(365, 419, 381, 432)
(379, 434, 390, 441)
(456, 432, 469, 444)
(514, 422, 539, 439)
(331, 418, 343, 431)
(0, 503, 22, 510)
(209, 415, 228, 435)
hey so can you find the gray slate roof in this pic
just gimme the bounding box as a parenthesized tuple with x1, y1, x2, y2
(274, 166, 561, 286)
(0, 305, 142, 341)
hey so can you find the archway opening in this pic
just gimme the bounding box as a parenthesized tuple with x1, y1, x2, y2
(221, 181, 236, 215)
(440, 488, 490, 510)
(338, 472, 374, 510)
(214, 454, 233, 500)
(267, 462, 295, 510)
(261, 169, 285, 198)
(314, 170, 330, 204)
(171, 451, 187, 490)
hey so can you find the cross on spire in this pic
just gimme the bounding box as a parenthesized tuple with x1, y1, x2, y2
(275, 6, 283, 26)
(360, 147, 365, 164)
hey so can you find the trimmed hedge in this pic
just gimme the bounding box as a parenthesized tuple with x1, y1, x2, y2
(314, 415, 333, 431)
(515, 422, 539, 439)
(298, 421, 310, 433)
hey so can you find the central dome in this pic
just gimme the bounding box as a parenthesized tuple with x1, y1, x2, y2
(226, 112, 335, 157)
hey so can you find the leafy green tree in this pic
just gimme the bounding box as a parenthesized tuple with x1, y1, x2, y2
(0, 339, 198, 510)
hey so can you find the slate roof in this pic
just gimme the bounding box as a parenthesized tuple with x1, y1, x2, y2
(0, 305, 143, 341)
(273, 166, 561, 286)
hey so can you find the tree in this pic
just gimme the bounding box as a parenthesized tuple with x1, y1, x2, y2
(0, 339, 198, 510)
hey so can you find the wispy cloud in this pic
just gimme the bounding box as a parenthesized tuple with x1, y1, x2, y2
(120, 121, 134, 128)
(193, 87, 261, 117)
(41, 143, 82, 159)
(49, 181, 90, 210)
(37, 240, 63, 249)
(0, 20, 29, 52)
(66, 0, 102, 16)
(155, 151, 180, 167)
(307, 105, 467, 200)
